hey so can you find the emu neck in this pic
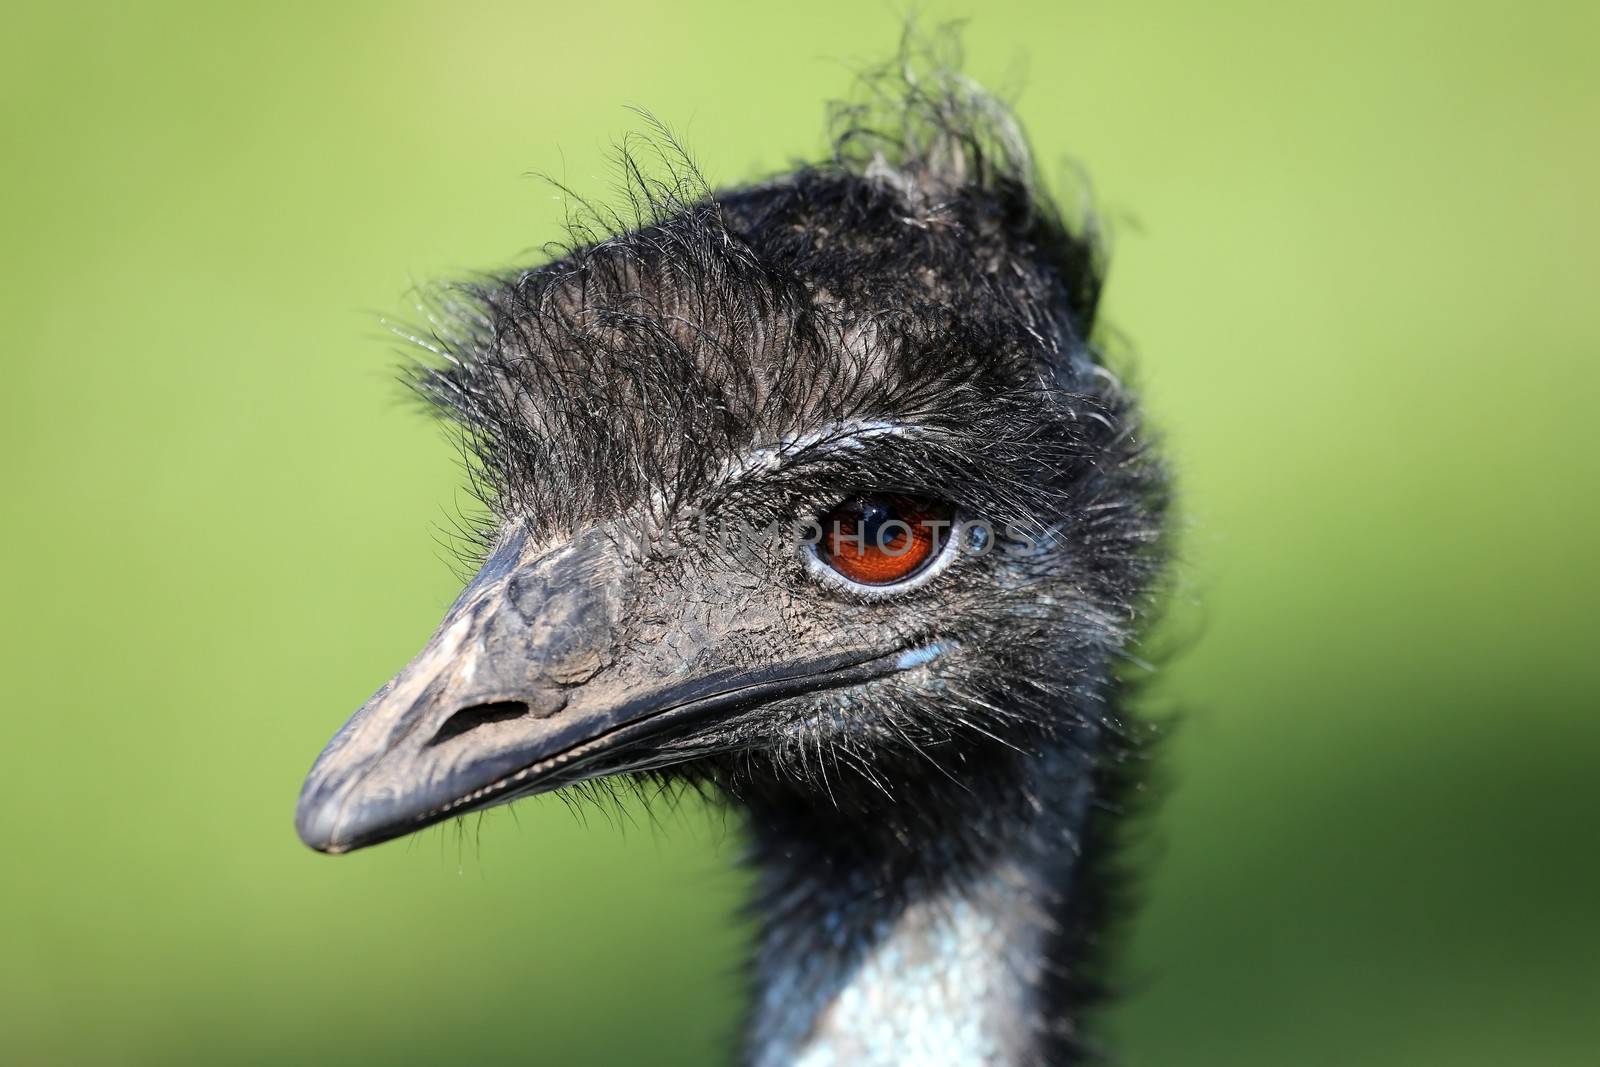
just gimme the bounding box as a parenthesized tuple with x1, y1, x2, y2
(741, 743, 1102, 1067)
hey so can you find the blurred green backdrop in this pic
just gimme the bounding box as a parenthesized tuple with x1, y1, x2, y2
(3, 2, 1597, 1064)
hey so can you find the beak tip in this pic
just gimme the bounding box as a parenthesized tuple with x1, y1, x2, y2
(295, 770, 355, 854)
(296, 758, 422, 855)
(294, 798, 341, 854)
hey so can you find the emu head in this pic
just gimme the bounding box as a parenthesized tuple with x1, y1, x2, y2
(296, 81, 1165, 857)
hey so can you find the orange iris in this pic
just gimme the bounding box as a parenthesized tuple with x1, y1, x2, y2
(817, 495, 953, 586)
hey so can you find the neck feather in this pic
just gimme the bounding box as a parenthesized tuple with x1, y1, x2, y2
(739, 730, 1125, 1067)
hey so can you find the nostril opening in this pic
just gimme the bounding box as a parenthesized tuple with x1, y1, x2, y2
(428, 701, 529, 746)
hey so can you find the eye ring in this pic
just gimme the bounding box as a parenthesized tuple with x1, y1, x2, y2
(802, 494, 959, 598)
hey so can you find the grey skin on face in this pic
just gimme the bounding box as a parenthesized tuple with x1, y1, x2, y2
(296, 524, 932, 854)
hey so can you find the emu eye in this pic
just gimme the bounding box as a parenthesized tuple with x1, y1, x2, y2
(813, 494, 954, 587)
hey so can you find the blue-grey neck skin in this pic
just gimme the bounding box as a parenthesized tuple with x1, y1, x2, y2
(742, 742, 1102, 1067)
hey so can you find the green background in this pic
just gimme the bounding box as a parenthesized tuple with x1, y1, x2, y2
(4, 2, 1596, 1063)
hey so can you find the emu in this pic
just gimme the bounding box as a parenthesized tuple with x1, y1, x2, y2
(296, 52, 1168, 1067)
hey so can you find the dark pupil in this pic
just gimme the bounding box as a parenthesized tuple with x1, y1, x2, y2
(851, 497, 904, 549)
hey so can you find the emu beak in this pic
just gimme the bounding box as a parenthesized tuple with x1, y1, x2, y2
(294, 526, 622, 853)
(296, 525, 905, 854)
